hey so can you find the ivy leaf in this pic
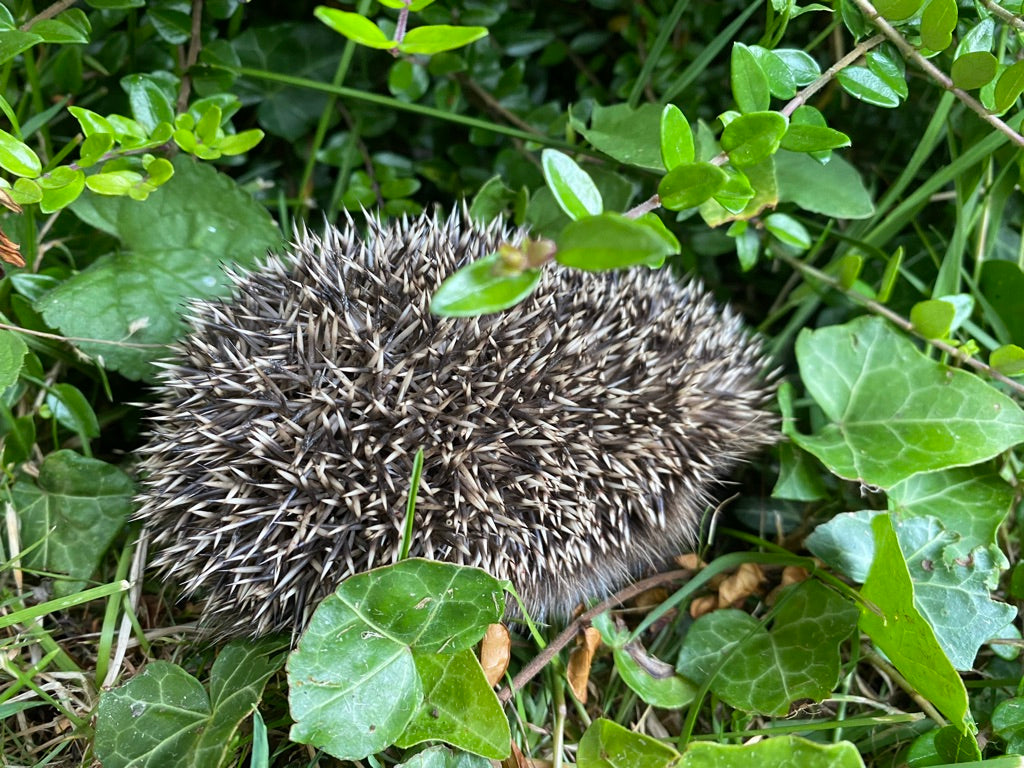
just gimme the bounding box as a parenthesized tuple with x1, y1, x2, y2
(95, 639, 283, 768)
(680, 737, 864, 768)
(578, 719, 678, 768)
(859, 514, 972, 731)
(11, 450, 132, 597)
(677, 580, 858, 716)
(792, 317, 1024, 487)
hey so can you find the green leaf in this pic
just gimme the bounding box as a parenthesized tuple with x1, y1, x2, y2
(38, 157, 281, 380)
(556, 212, 677, 270)
(33, 10, 90, 44)
(613, 648, 695, 710)
(775, 150, 875, 219)
(772, 443, 828, 501)
(660, 104, 694, 170)
(577, 719, 678, 768)
(0, 328, 28, 390)
(288, 560, 506, 762)
(11, 450, 132, 596)
(763, 212, 811, 250)
(713, 168, 756, 214)
(748, 46, 796, 99)
(395, 650, 510, 758)
(910, 298, 955, 338)
(45, 383, 100, 438)
(0, 31, 42, 66)
(39, 167, 86, 213)
(868, 48, 908, 102)
(0, 128, 42, 177)
(874, 0, 924, 20)
(10, 177, 42, 205)
(920, 0, 957, 52)
(731, 42, 770, 113)
(398, 746, 492, 768)
(773, 48, 822, 86)
(980, 261, 1024, 345)
(120, 73, 175, 133)
(720, 111, 788, 166)
(541, 149, 602, 220)
(700, 156, 778, 226)
(85, 170, 144, 196)
(792, 317, 1024, 487)
(991, 344, 1024, 376)
(780, 123, 851, 153)
(399, 25, 489, 55)
(679, 737, 865, 768)
(951, 51, 998, 90)
(995, 59, 1024, 113)
(993, 698, 1024, 754)
(314, 7, 395, 49)
(836, 67, 902, 108)
(95, 639, 283, 768)
(836, 253, 864, 290)
(859, 514, 972, 730)
(572, 102, 665, 171)
(677, 580, 858, 716)
(214, 129, 264, 156)
(68, 106, 114, 136)
(657, 161, 728, 210)
(378, 0, 436, 9)
(430, 251, 542, 316)
(388, 59, 429, 101)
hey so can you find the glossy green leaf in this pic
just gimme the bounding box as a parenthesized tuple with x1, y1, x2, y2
(577, 719, 678, 768)
(991, 345, 1024, 376)
(214, 129, 264, 156)
(995, 60, 1024, 113)
(0, 128, 41, 177)
(430, 251, 542, 316)
(748, 46, 796, 99)
(541, 149, 602, 220)
(660, 104, 694, 170)
(773, 48, 821, 86)
(0, 31, 42, 66)
(571, 102, 664, 171)
(877, 246, 903, 303)
(85, 170, 143, 196)
(921, 0, 957, 51)
(700, 156, 778, 225)
(956, 18, 994, 56)
(836, 253, 863, 290)
(394, 650, 510, 758)
(874, 0, 924, 20)
(713, 168, 756, 213)
(993, 698, 1024, 753)
(399, 25, 488, 55)
(951, 51, 998, 90)
(859, 514, 972, 731)
(731, 43, 770, 113)
(657, 161, 727, 210)
(68, 106, 114, 135)
(39, 168, 86, 213)
(763, 212, 811, 249)
(10, 177, 42, 205)
(377, 0, 436, 8)
(556, 212, 677, 270)
(910, 299, 955, 338)
(120, 73, 175, 133)
(792, 316, 1024, 487)
(720, 111, 788, 166)
(780, 123, 851, 153)
(288, 560, 506, 761)
(314, 7, 394, 49)
(11, 450, 132, 596)
(836, 67, 902, 108)
(680, 737, 864, 768)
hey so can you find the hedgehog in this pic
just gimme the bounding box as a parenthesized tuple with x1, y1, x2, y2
(135, 209, 778, 638)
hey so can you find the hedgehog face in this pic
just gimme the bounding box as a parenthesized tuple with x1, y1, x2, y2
(136, 210, 777, 638)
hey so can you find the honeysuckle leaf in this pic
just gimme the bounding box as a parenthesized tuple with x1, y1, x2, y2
(0, 128, 41, 177)
(314, 7, 395, 49)
(951, 51, 998, 90)
(398, 25, 488, 55)
(836, 66, 902, 108)
(556, 212, 676, 270)
(873, 0, 924, 20)
(921, 0, 957, 52)
(730, 42, 770, 113)
(720, 111, 788, 166)
(660, 104, 694, 170)
(541, 149, 602, 220)
(792, 316, 1024, 487)
(657, 161, 727, 210)
(676, 580, 858, 716)
(430, 251, 542, 316)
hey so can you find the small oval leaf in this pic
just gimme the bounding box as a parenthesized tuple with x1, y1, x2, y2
(659, 104, 694, 170)
(541, 149, 602, 221)
(657, 161, 728, 210)
(430, 252, 542, 316)
(0, 128, 42, 177)
(720, 111, 788, 166)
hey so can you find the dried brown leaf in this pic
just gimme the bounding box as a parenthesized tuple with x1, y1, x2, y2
(481, 623, 511, 687)
(567, 625, 602, 703)
(718, 562, 765, 606)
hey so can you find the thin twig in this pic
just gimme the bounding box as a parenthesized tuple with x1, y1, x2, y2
(19, 0, 77, 31)
(980, 0, 1024, 33)
(497, 568, 692, 704)
(851, 0, 1024, 148)
(176, 0, 205, 114)
(776, 251, 1024, 398)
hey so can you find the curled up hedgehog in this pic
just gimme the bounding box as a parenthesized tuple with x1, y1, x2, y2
(135, 209, 778, 638)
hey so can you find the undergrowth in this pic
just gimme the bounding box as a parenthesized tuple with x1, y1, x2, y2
(1, 0, 1023, 766)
